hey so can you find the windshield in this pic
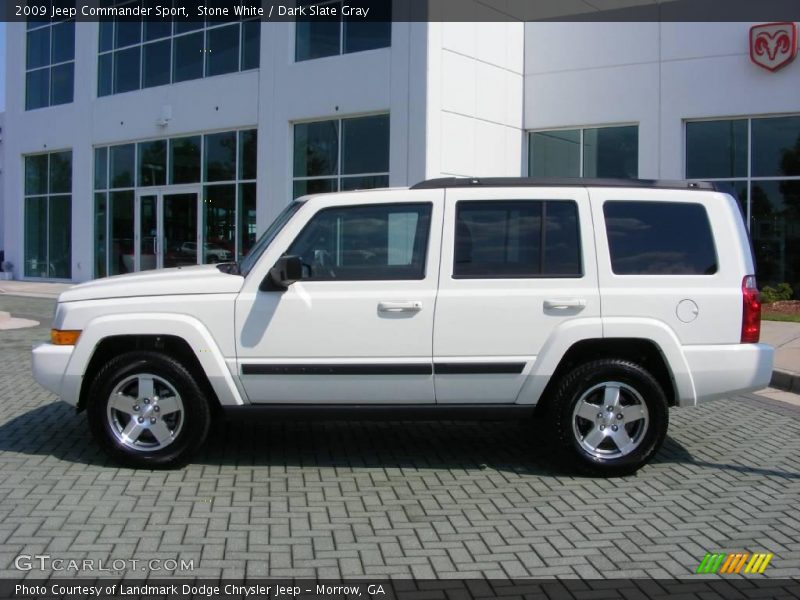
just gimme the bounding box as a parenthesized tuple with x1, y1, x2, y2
(239, 201, 303, 276)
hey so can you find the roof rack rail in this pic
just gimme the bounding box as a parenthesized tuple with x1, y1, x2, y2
(410, 177, 723, 192)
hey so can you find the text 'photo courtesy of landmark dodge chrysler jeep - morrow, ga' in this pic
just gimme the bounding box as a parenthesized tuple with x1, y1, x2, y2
(32, 178, 774, 476)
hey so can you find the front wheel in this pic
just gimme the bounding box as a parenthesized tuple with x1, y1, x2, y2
(87, 351, 211, 468)
(543, 359, 669, 477)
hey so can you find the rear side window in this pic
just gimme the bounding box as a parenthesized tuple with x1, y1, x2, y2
(453, 200, 582, 278)
(603, 201, 718, 275)
(287, 203, 432, 280)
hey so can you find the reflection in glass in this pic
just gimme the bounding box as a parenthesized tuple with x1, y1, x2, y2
(138, 140, 167, 187)
(25, 155, 49, 195)
(24, 197, 48, 278)
(529, 130, 580, 178)
(203, 185, 236, 264)
(95, 193, 108, 278)
(294, 121, 338, 178)
(163, 193, 199, 268)
(342, 115, 389, 175)
(686, 119, 747, 179)
(26, 68, 49, 110)
(238, 183, 257, 259)
(173, 32, 204, 83)
(98, 53, 112, 97)
(583, 126, 638, 178)
(752, 116, 800, 178)
(204, 131, 237, 182)
(51, 62, 74, 105)
(293, 178, 336, 199)
(110, 144, 136, 188)
(296, 11, 340, 61)
(343, 17, 391, 54)
(27, 27, 50, 69)
(340, 175, 389, 191)
(242, 20, 261, 70)
(239, 129, 258, 180)
(206, 23, 239, 77)
(49, 151, 72, 193)
(139, 195, 158, 271)
(114, 46, 141, 94)
(750, 180, 800, 291)
(48, 195, 72, 279)
(52, 21, 75, 63)
(143, 39, 171, 88)
(170, 136, 201, 184)
(110, 191, 135, 275)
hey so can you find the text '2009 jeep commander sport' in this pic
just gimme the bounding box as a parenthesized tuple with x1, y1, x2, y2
(32, 178, 774, 476)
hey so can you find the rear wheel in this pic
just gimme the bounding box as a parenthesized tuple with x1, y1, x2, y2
(543, 359, 668, 476)
(87, 351, 211, 468)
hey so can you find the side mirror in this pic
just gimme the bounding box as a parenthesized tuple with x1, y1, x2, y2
(261, 255, 303, 291)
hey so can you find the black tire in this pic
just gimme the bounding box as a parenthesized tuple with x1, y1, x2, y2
(542, 359, 669, 477)
(87, 351, 211, 468)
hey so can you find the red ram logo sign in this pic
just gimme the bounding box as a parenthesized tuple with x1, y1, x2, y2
(749, 22, 798, 72)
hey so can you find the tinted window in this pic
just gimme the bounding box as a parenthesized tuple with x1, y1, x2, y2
(454, 200, 582, 278)
(583, 126, 638, 178)
(288, 204, 432, 280)
(686, 119, 748, 179)
(603, 201, 717, 275)
(529, 130, 580, 178)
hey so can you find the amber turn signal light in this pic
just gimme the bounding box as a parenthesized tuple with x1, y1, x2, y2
(51, 329, 81, 345)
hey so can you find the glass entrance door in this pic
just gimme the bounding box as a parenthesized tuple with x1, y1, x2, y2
(135, 187, 200, 271)
(163, 192, 199, 268)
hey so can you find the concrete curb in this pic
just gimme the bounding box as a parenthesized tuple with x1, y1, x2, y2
(770, 370, 800, 395)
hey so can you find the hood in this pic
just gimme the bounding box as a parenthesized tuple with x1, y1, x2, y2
(58, 265, 245, 303)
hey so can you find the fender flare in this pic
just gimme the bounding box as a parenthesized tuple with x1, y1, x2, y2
(516, 317, 696, 407)
(62, 312, 246, 407)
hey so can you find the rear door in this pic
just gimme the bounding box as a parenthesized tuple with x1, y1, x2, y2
(433, 186, 600, 403)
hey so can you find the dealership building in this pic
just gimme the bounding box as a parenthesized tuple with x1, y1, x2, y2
(1, 18, 799, 292)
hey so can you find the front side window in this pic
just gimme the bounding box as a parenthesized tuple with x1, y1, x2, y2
(287, 203, 432, 280)
(528, 125, 638, 179)
(98, 15, 260, 97)
(293, 114, 389, 198)
(454, 200, 582, 279)
(26, 19, 75, 110)
(24, 151, 73, 279)
(603, 201, 717, 275)
(295, 1, 391, 61)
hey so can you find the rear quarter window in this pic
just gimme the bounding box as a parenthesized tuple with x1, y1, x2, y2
(603, 201, 718, 275)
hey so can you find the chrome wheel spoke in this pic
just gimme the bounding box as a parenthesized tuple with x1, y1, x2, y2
(109, 393, 138, 415)
(575, 400, 599, 421)
(609, 426, 633, 450)
(157, 395, 181, 416)
(149, 421, 173, 445)
(621, 404, 646, 422)
(120, 419, 145, 445)
(137, 375, 155, 401)
(583, 427, 607, 449)
(603, 384, 621, 409)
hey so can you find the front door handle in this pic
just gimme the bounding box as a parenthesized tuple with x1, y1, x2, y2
(544, 298, 587, 310)
(378, 301, 423, 313)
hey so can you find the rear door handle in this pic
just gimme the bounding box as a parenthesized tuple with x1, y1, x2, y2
(543, 298, 586, 310)
(378, 301, 423, 313)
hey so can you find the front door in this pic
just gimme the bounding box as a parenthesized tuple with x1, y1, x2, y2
(234, 190, 444, 404)
(135, 188, 201, 271)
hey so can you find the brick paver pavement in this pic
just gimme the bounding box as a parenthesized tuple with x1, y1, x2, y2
(1, 295, 799, 580)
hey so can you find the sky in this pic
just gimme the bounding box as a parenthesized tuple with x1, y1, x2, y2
(0, 23, 5, 111)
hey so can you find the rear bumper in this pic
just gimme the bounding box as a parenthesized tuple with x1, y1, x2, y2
(683, 343, 774, 405)
(31, 343, 76, 405)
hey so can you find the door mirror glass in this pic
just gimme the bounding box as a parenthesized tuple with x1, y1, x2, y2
(262, 255, 303, 291)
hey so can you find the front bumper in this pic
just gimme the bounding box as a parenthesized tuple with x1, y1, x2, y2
(32, 342, 76, 405)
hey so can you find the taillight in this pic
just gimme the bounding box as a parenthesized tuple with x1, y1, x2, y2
(741, 275, 761, 343)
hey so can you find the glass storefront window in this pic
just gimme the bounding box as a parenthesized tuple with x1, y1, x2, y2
(293, 114, 389, 198)
(23, 151, 73, 279)
(99, 19, 260, 97)
(295, 0, 390, 61)
(528, 125, 638, 179)
(686, 116, 800, 297)
(95, 129, 258, 276)
(26, 20, 74, 110)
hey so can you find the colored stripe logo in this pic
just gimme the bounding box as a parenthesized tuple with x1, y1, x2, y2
(696, 552, 773, 574)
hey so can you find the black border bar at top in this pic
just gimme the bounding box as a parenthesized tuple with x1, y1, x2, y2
(5, 0, 800, 23)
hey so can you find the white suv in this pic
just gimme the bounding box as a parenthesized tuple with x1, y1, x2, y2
(32, 178, 774, 475)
